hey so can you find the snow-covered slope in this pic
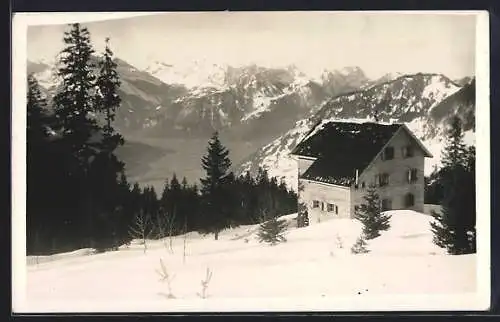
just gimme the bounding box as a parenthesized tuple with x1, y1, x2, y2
(238, 74, 475, 191)
(22, 210, 477, 312)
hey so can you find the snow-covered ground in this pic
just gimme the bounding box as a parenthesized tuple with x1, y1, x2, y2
(18, 210, 481, 312)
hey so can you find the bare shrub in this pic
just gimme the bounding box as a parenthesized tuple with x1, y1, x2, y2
(156, 210, 177, 254)
(156, 258, 176, 299)
(197, 267, 213, 299)
(183, 220, 188, 264)
(335, 234, 344, 249)
(129, 210, 153, 254)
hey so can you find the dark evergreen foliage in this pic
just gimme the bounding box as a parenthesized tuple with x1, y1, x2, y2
(257, 214, 288, 246)
(95, 38, 121, 137)
(430, 116, 476, 255)
(52, 23, 99, 168)
(26, 24, 298, 255)
(296, 180, 310, 228)
(354, 184, 391, 240)
(424, 169, 445, 205)
(199, 132, 232, 240)
(27, 74, 57, 254)
(26, 24, 134, 254)
(350, 235, 370, 254)
(297, 202, 310, 228)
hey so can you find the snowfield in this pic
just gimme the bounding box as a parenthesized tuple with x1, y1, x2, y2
(19, 210, 481, 312)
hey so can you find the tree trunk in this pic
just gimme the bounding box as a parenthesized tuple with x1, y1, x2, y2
(214, 231, 219, 241)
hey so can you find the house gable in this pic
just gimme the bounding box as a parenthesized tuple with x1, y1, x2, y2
(296, 155, 317, 176)
(352, 125, 430, 213)
(291, 122, 403, 186)
(293, 121, 433, 218)
(356, 124, 433, 185)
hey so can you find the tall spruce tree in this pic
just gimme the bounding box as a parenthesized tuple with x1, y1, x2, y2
(430, 116, 476, 254)
(354, 184, 391, 240)
(27, 74, 50, 143)
(91, 37, 125, 231)
(95, 37, 123, 147)
(27, 74, 53, 253)
(200, 131, 232, 240)
(257, 213, 288, 246)
(166, 174, 182, 234)
(185, 182, 201, 232)
(53, 23, 98, 167)
(51, 23, 101, 248)
(463, 146, 476, 253)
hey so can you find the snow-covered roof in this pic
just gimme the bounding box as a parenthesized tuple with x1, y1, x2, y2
(291, 121, 428, 186)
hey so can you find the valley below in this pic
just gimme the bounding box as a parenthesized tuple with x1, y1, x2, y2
(116, 134, 278, 192)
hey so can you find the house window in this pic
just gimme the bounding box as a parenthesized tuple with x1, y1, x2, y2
(313, 200, 320, 208)
(404, 193, 415, 207)
(381, 198, 392, 211)
(407, 168, 418, 183)
(378, 173, 390, 187)
(382, 146, 395, 160)
(327, 203, 338, 213)
(402, 145, 414, 158)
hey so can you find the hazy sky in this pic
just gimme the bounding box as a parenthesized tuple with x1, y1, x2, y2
(26, 12, 477, 80)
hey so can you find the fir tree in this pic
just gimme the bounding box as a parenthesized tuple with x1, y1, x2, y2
(354, 184, 391, 240)
(90, 39, 125, 246)
(441, 116, 468, 169)
(296, 180, 309, 228)
(115, 172, 134, 245)
(297, 201, 309, 228)
(165, 174, 182, 234)
(430, 116, 476, 254)
(351, 235, 370, 254)
(95, 37, 122, 138)
(27, 74, 53, 254)
(200, 131, 232, 240)
(52, 23, 99, 167)
(27, 74, 51, 141)
(160, 178, 170, 204)
(181, 177, 189, 190)
(50, 23, 102, 248)
(221, 172, 242, 228)
(185, 183, 201, 231)
(142, 186, 160, 218)
(129, 182, 143, 218)
(257, 213, 288, 246)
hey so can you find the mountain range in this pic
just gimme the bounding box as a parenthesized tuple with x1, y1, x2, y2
(27, 58, 475, 192)
(237, 74, 475, 190)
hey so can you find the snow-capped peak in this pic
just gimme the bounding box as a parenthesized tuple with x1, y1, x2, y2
(143, 60, 229, 89)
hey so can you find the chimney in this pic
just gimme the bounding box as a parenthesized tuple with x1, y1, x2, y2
(355, 169, 359, 185)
